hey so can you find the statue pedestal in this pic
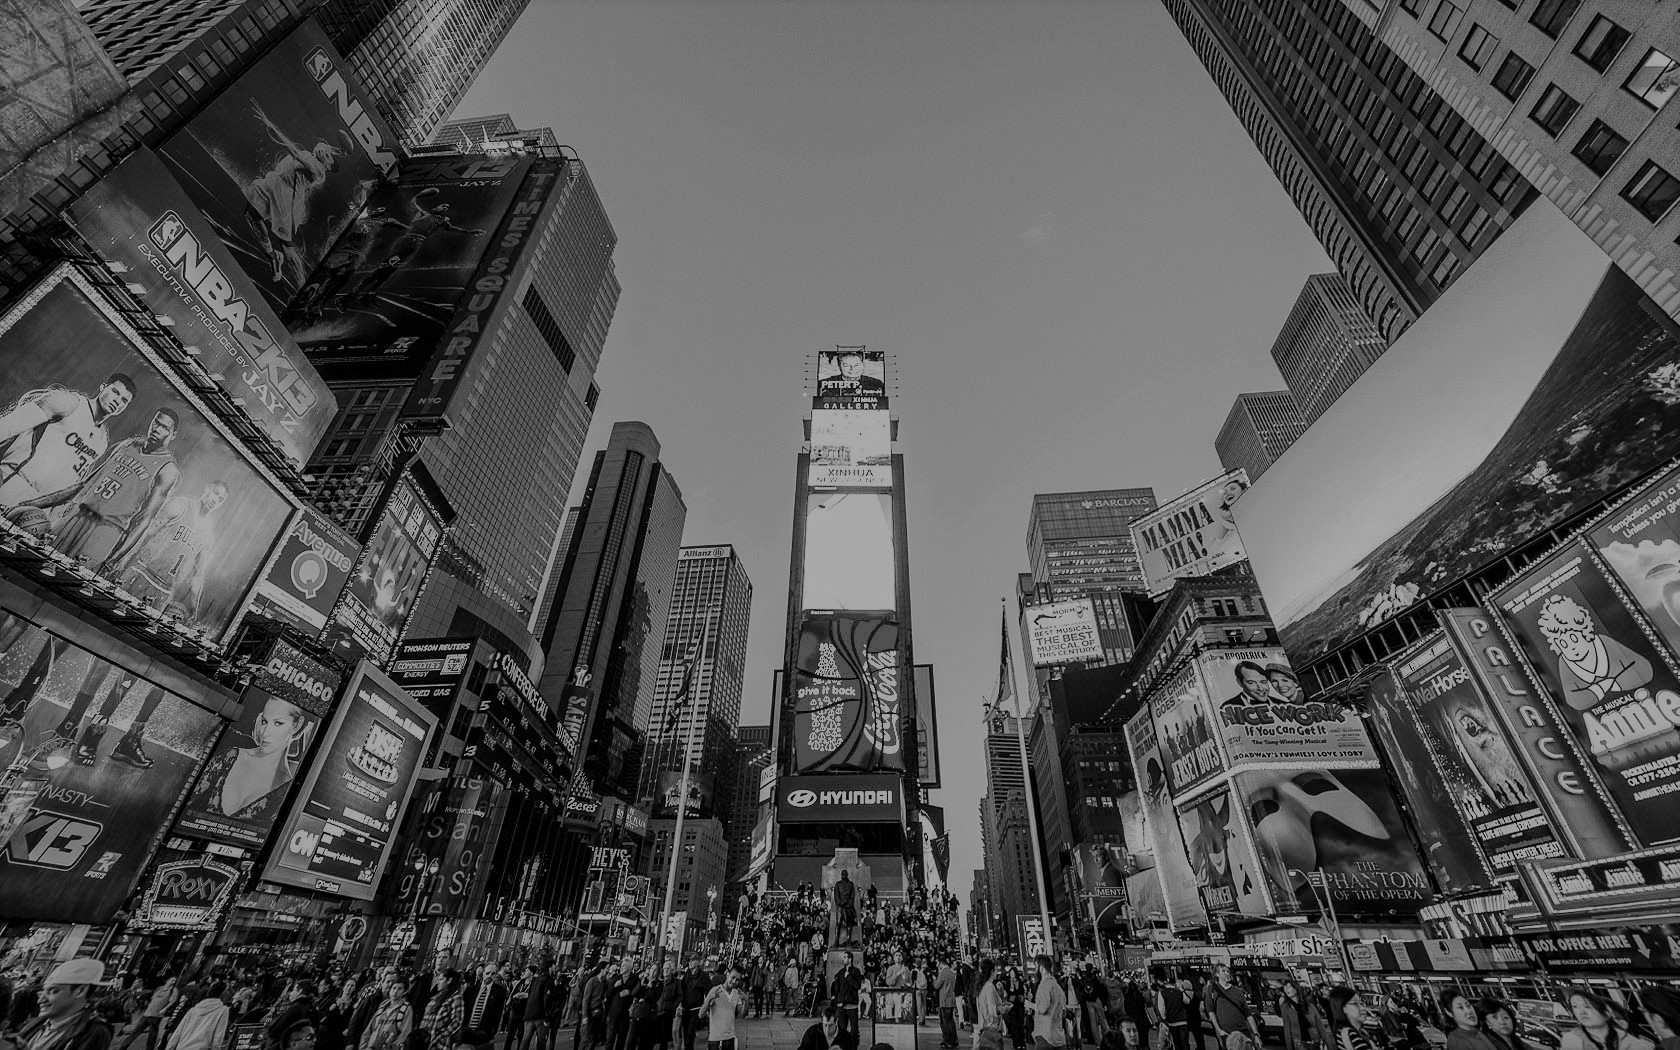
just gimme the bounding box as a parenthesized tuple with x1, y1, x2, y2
(822, 849, 871, 948)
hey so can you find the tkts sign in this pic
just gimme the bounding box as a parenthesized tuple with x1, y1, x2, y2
(790, 612, 906, 773)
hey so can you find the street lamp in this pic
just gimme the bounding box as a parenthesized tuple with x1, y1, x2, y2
(1287, 868, 1354, 980)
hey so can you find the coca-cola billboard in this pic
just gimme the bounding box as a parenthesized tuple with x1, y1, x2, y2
(790, 612, 906, 773)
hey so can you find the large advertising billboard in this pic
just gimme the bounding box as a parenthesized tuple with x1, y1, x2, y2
(1131, 470, 1249, 596)
(1122, 707, 1207, 929)
(66, 148, 336, 467)
(814, 349, 887, 411)
(262, 661, 435, 900)
(286, 153, 533, 360)
(1177, 786, 1269, 916)
(328, 472, 446, 664)
(1232, 767, 1433, 919)
(914, 664, 940, 789)
(1149, 663, 1223, 798)
(1493, 541, 1680, 848)
(157, 21, 397, 314)
(654, 770, 715, 819)
(1025, 598, 1105, 666)
(1590, 461, 1680, 662)
(249, 506, 360, 636)
(776, 773, 903, 823)
(1238, 205, 1680, 664)
(790, 612, 905, 773)
(1197, 648, 1378, 771)
(0, 268, 296, 640)
(808, 409, 891, 488)
(802, 491, 895, 611)
(174, 682, 326, 848)
(0, 613, 220, 922)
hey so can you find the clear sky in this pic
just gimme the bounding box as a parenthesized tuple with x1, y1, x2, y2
(459, 0, 1334, 909)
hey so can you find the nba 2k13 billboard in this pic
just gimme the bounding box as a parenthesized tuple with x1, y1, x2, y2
(0, 267, 296, 640)
(157, 21, 398, 315)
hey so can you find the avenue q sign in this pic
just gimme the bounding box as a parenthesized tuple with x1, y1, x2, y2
(777, 773, 902, 823)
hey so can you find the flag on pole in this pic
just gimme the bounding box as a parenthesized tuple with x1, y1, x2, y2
(993, 603, 1018, 718)
(931, 832, 951, 885)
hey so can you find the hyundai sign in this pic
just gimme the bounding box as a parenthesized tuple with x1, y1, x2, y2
(776, 773, 903, 823)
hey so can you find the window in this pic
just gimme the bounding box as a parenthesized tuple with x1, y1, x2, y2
(1397, 210, 1421, 242)
(1623, 161, 1680, 222)
(1460, 24, 1498, 72)
(1430, 253, 1460, 288)
(1428, 2, 1463, 42)
(1623, 49, 1680, 109)
(1530, 84, 1581, 137)
(1440, 184, 1469, 222)
(1415, 229, 1441, 262)
(1399, 0, 1423, 14)
(1572, 119, 1629, 176)
(1492, 52, 1535, 101)
(1529, 0, 1582, 39)
(1573, 16, 1630, 73)
(1461, 206, 1491, 245)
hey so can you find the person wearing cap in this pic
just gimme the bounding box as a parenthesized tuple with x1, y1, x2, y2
(6, 958, 112, 1050)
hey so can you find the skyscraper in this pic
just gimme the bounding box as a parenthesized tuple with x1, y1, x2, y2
(723, 724, 773, 914)
(1023, 489, 1158, 665)
(1270, 273, 1390, 423)
(77, 0, 248, 81)
(538, 422, 687, 799)
(313, 0, 529, 149)
(1162, 0, 1538, 343)
(982, 716, 1041, 928)
(1215, 390, 1309, 482)
(429, 113, 562, 157)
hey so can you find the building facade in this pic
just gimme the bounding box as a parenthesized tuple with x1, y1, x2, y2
(723, 724, 773, 915)
(1214, 390, 1310, 482)
(642, 817, 730, 953)
(1023, 489, 1159, 665)
(1270, 273, 1390, 423)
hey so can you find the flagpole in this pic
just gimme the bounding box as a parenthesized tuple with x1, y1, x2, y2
(999, 599, 1054, 958)
(657, 608, 712, 970)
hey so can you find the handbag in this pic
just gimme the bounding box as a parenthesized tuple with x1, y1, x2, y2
(978, 1026, 1007, 1050)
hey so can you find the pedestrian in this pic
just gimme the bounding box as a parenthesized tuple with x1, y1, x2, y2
(166, 985, 230, 1050)
(1030, 956, 1066, 1050)
(117, 978, 178, 1050)
(681, 961, 711, 1050)
(1203, 967, 1256, 1050)
(974, 961, 1005, 1050)
(347, 972, 395, 1050)
(356, 977, 412, 1050)
(1155, 979, 1188, 1050)
(699, 969, 743, 1050)
(1477, 999, 1532, 1050)
(420, 970, 463, 1050)
(519, 967, 549, 1050)
(1560, 988, 1654, 1050)
(782, 960, 801, 1018)
(316, 979, 358, 1050)
(748, 960, 768, 1021)
(266, 983, 317, 1050)
(461, 967, 508, 1050)
(1441, 992, 1500, 1050)
(605, 969, 636, 1050)
(1327, 989, 1379, 1050)
(832, 955, 862, 1044)
(937, 957, 960, 1049)
(1278, 981, 1325, 1050)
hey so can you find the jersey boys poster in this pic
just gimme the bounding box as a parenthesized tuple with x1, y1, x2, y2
(0, 269, 294, 640)
(791, 612, 905, 773)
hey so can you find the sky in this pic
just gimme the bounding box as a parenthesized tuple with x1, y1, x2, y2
(458, 0, 1335, 907)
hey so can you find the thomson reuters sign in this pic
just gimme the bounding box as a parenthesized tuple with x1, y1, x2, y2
(777, 774, 902, 823)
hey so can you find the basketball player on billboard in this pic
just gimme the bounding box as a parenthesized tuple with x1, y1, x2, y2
(118, 481, 229, 625)
(289, 204, 409, 320)
(0, 628, 169, 769)
(350, 188, 486, 301)
(241, 100, 354, 287)
(0, 374, 136, 510)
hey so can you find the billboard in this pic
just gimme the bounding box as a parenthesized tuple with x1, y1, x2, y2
(0, 268, 296, 640)
(790, 612, 905, 773)
(803, 491, 895, 611)
(1590, 461, 1680, 662)
(1114, 793, 1167, 929)
(286, 153, 532, 360)
(808, 409, 891, 488)
(1025, 598, 1105, 666)
(389, 638, 475, 709)
(1131, 470, 1249, 596)
(0, 613, 220, 922)
(1493, 541, 1680, 847)
(654, 770, 715, 819)
(249, 506, 359, 636)
(156, 21, 397, 314)
(66, 148, 336, 466)
(814, 349, 887, 411)
(776, 774, 904, 823)
(1177, 786, 1269, 916)
(262, 660, 435, 899)
(329, 472, 446, 664)
(1238, 204, 1680, 664)
(1233, 767, 1433, 919)
(1149, 662, 1223, 798)
(914, 663, 940, 788)
(173, 681, 326, 847)
(1122, 707, 1207, 929)
(1197, 648, 1378, 771)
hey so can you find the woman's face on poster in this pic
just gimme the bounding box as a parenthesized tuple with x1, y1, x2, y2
(252, 698, 304, 756)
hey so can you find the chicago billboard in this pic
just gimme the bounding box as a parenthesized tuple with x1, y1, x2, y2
(249, 505, 359, 636)
(814, 349, 887, 411)
(1238, 205, 1680, 664)
(157, 21, 397, 314)
(66, 148, 336, 467)
(1198, 648, 1377, 772)
(803, 491, 895, 611)
(328, 471, 446, 664)
(808, 409, 891, 488)
(776, 773, 903, 823)
(1131, 470, 1249, 596)
(1025, 598, 1105, 667)
(0, 268, 296, 640)
(0, 613, 220, 922)
(790, 612, 905, 773)
(262, 660, 435, 900)
(1122, 707, 1207, 929)
(287, 153, 533, 360)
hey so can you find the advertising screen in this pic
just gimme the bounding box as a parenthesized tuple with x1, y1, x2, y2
(803, 491, 895, 611)
(914, 664, 940, 789)
(0, 613, 220, 922)
(1590, 461, 1680, 662)
(1177, 786, 1269, 916)
(1493, 541, 1680, 847)
(1232, 767, 1433, 919)
(791, 612, 905, 773)
(776, 773, 903, 823)
(808, 409, 891, 488)
(66, 148, 336, 466)
(250, 506, 360, 636)
(330, 474, 445, 664)
(156, 21, 397, 314)
(1197, 648, 1377, 771)
(654, 770, 715, 819)
(1131, 470, 1250, 596)
(389, 638, 475, 710)
(0, 268, 296, 640)
(1122, 707, 1207, 929)
(402, 776, 503, 919)
(262, 661, 435, 900)
(1238, 205, 1680, 664)
(1149, 663, 1224, 798)
(286, 154, 532, 360)
(814, 349, 887, 411)
(1025, 598, 1105, 667)
(174, 681, 326, 847)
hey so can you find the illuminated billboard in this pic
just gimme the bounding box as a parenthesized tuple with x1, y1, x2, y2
(802, 491, 895, 610)
(814, 349, 886, 411)
(66, 148, 336, 467)
(1196, 648, 1377, 771)
(1025, 598, 1105, 666)
(790, 612, 905, 773)
(809, 409, 891, 488)
(0, 268, 296, 640)
(175, 683, 325, 848)
(1148, 662, 1223, 798)
(262, 660, 435, 899)
(1590, 461, 1680, 662)
(0, 613, 220, 922)
(157, 21, 397, 314)
(328, 472, 446, 664)
(1131, 470, 1249, 596)
(249, 506, 360, 636)
(1238, 204, 1680, 664)
(1122, 707, 1207, 929)
(654, 770, 715, 819)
